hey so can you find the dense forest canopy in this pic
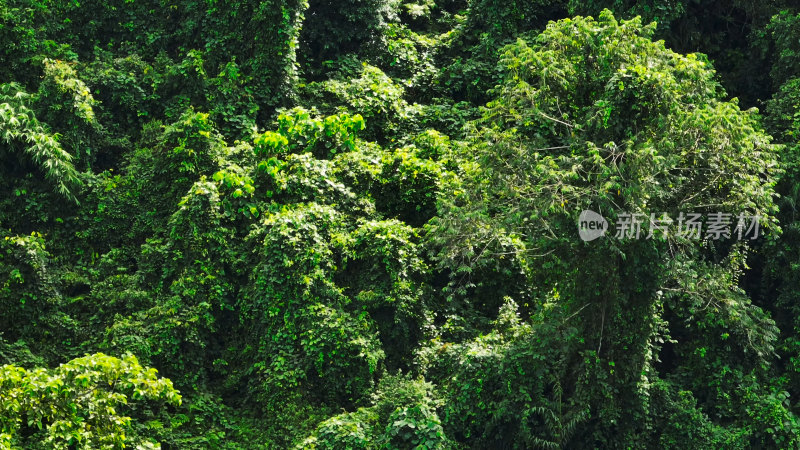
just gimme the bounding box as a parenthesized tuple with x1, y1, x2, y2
(1, 0, 800, 448)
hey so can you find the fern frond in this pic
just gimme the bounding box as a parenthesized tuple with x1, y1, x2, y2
(0, 83, 81, 203)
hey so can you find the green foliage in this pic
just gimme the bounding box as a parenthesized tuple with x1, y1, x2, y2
(438, 0, 566, 103)
(123, 108, 226, 224)
(299, 408, 379, 449)
(258, 107, 366, 159)
(46, 0, 309, 117)
(303, 64, 420, 143)
(35, 58, 101, 170)
(337, 219, 428, 368)
(241, 204, 384, 407)
(645, 378, 750, 448)
(298, 374, 452, 448)
(0, 352, 180, 448)
(433, 11, 780, 292)
(0, 232, 60, 348)
(417, 298, 587, 448)
(568, 0, 780, 105)
(0, 84, 81, 202)
(81, 51, 154, 140)
(374, 146, 444, 226)
(368, 23, 440, 92)
(429, 10, 785, 446)
(765, 10, 800, 89)
(39, 58, 98, 126)
(299, 0, 398, 70)
(2, 1, 800, 448)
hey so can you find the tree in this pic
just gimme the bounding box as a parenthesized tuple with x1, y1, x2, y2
(0, 353, 180, 449)
(428, 10, 786, 446)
